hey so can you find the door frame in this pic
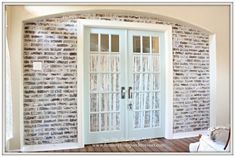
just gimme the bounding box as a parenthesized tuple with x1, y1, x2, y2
(77, 19, 173, 148)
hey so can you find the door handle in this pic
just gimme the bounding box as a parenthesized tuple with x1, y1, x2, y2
(128, 87, 132, 99)
(121, 87, 125, 99)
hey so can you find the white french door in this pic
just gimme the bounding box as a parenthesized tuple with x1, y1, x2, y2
(84, 28, 126, 144)
(127, 30, 165, 140)
(84, 27, 165, 144)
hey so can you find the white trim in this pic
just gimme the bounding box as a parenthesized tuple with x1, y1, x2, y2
(20, 18, 25, 150)
(173, 130, 208, 139)
(209, 34, 216, 127)
(77, 23, 85, 148)
(21, 143, 81, 152)
(78, 19, 173, 145)
(164, 27, 173, 139)
(2, 9, 6, 152)
(124, 29, 128, 140)
(78, 19, 172, 32)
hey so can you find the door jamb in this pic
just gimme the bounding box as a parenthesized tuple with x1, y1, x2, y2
(77, 19, 173, 148)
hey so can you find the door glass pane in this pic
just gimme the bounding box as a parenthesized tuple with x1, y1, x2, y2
(152, 56, 160, 72)
(111, 35, 119, 52)
(143, 36, 150, 53)
(111, 74, 119, 92)
(111, 93, 120, 111)
(90, 94, 98, 112)
(100, 55, 109, 72)
(90, 55, 98, 72)
(142, 55, 151, 72)
(90, 74, 98, 91)
(110, 56, 120, 72)
(111, 113, 120, 130)
(133, 92, 141, 110)
(134, 111, 142, 128)
(101, 34, 109, 52)
(133, 55, 141, 72)
(101, 113, 109, 131)
(133, 36, 140, 53)
(110, 94, 116, 111)
(133, 74, 141, 91)
(143, 93, 151, 109)
(100, 74, 110, 91)
(101, 93, 109, 111)
(90, 33, 98, 51)
(116, 94, 120, 111)
(152, 92, 160, 109)
(90, 114, 99, 132)
(153, 74, 160, 90)
(152, 110, 160, 127)
(144, 111, 151, 128)
(152, 36, 159, 53)
(143, 74, 151, 91)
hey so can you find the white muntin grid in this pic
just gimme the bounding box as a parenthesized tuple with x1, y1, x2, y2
(88, 32, 121, 133)
(88, 31, 162, 133)
(132, 34, 161, 129)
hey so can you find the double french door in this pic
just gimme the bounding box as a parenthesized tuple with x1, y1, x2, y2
(84, 27, 165, 144)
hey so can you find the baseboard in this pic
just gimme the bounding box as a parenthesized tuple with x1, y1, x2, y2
(21, 142, 82, 152)
(173, 130, 208, 139)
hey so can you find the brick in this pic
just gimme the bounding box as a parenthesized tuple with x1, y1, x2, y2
(23, 12, 210, 145)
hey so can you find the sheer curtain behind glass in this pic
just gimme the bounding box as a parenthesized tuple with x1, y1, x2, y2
(6, 38, 13, 141)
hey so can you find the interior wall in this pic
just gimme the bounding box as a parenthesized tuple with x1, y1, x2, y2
(23, 11, 211, 145)
(6, 5, 230, 150)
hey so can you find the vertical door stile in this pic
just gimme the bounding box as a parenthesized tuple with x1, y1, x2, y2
(159, 34, 163, 129)
(140, 35, 144, 129)
(108, 33, 111, 132)
(149, 35, 153, 128)
(98, 33, 101, 132)
(124, 30, 129, 139)
(108, 34, 113, 130)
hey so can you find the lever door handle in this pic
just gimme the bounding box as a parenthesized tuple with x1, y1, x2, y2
(128, 87, 132, 99)
(121, 87, 125, 99)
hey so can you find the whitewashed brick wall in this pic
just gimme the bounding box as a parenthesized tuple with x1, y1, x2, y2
(23, 12, 210, 145)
